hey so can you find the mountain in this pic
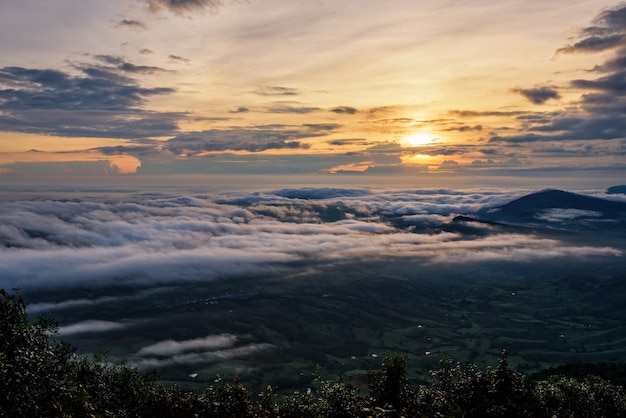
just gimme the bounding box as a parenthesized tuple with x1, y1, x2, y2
(607, 185, 626, 195)
(476, 189, 626, 232)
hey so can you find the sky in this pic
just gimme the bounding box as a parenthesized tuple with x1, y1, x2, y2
(1, 0, 626, 189)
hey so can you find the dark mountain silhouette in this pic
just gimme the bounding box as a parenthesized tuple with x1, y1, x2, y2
(607, 185, 626, 195)
(491, 189, 626, 216)
(473, 189, 626, 232)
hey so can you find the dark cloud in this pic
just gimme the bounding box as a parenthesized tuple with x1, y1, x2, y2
(94, 55, 172, 74)
(445, 124, 483, 132)
(253, 86, 299, 96)
(330, 106, 358, 115)
(0, 61, 180, 138)
(263, 103, 320, 114)
(168, 55, 191, 64)
(327, 138, 370, 146)
(164, 124, 339, 154)
(487, 5, 626, 145)
(558, 34, 625, 53)
(229, 107, 249, 113)
(95, 145, 157, 157)
(571, 70, 626, 92)
(139, 48, 154, 55)
(489, 134, 547, 143)
(514, 87, 560, 105)
(117, 19, 147, 30)
(0, 63, 173, 111)
(448, 110, 528, 118)
(144, 0, 230, 15)
(480, 148, 499, 155)
(558, 5, 626, 53)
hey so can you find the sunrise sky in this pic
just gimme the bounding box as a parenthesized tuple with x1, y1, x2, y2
(1, 0, 625, 189)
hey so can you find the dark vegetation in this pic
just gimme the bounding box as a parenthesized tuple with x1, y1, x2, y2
(3, 288, 626, 417)
(41, 254, 626, 392)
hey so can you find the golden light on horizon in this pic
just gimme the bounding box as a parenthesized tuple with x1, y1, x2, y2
(402, 133, 437, 147)
(401, 153, 436, 166)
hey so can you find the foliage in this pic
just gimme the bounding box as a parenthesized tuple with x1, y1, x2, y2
(2, 288, 626, 417)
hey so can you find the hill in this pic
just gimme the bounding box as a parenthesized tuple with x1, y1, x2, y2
(477, 189, 626, 231)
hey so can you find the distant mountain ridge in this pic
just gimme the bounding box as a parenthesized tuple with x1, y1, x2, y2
(607, 185, 626, 195)
(470, 189, 626, 232)
(486, 189, 626, 218)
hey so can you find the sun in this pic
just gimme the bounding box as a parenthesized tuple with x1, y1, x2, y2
(403, 133, 437, 147)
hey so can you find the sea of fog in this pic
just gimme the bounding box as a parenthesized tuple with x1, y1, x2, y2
(1, 186, 623, 294)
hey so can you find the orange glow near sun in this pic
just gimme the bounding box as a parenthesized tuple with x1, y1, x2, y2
(402, 133, 437, 147)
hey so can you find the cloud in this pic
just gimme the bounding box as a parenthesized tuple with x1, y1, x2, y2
(446, 124, 483, 132)
(168, 54, 191, 64)
(263, 102, 321, 114)
(143, 0, 232, 15)
(489, 6, 626, 145)
(0, 61, 180, 139)
(0, 189, 619, 293)
(559, 34, 625, 54)
(535, 208, 602, 222)
(514, 86, 560, 105)
(137, 334, 237, 356)
(571, 71, 626, 92)
(129, 331, 273, 373)
(448, 110, 527, 118)
(253, 86, 299, 96)
(164, 124, 339, 154)
(29, 296, 123, 314)
(132, 343, 273, 370)
(422, 235, 621, 264)
(94, 55, 172, 74)
(558, 6, 626, 54)
(117, 19, 147, 30)
(58, 320, 133, 336)
(330, 106, 358, 115)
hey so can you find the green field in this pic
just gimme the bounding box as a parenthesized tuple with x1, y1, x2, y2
(30, 251, 626, 394)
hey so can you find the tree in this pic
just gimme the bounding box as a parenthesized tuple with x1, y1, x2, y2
(368, 352, 418, 416)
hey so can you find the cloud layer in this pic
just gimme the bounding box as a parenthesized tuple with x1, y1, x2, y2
(1, 188, 620, 292)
